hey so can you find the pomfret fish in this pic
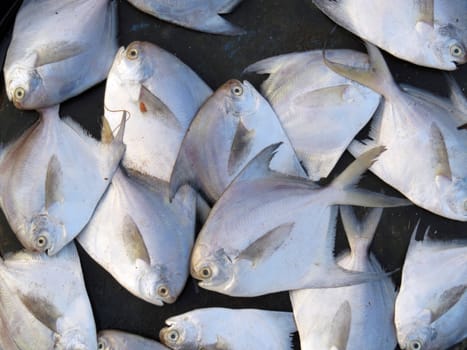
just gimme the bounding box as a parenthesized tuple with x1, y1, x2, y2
(159, 308, 296, 350)
(190, 143, 409, 297)
(105, 41, 212, 182)
(170, 79, 306, 204)
(395, 223, 467, 350)
(77, 167, 196, 306)
(324, 42, 467, 221)
(126, 0, 245, 35)
(312, 0, 467, 70)
(244, 49, 381, 180)
(290, 206, 397, 350)
(0, 242, 97, 349)
(3, 0, 118, 110)
(98, 330, 169, 349)
(0, 106, 125, 255)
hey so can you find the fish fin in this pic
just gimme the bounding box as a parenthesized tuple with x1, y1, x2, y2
(347, 139, 374, 158)
(197, 14, 246, 35)
(415, 0, 434, 27)
(196, 194, 211, 225)
(323, 42, 395, 97)
(236, 222, 295, 266)
(227, 120, 256, 176)
(138, 85, 182, 130)
(19, 293, 61, 333)
(35, 41, 85, 67)
(444, 74, 467, 123)
(216, 0, 243, 14)
(328, 301, 351, 350)
(243, 54, 290, 75)
(169, 145, 198, 201)
(430, 285, 467, 322)
(121, 215, 151, 265)
(458, 123, 467, 130)
(45, 155, 63, 209)
(101, 116, 114, 144)
(215, 335, 230, 349)
(113, 111, 127, 144)
(430, 123, 452, 181)
(235, 142, 284, 183)
(293, 85, 350, 108)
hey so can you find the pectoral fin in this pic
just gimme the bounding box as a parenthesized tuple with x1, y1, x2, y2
(431, 285, 466, 322)
(122, 215, 150, 265)
(329, 301, 351, 350)
(415, 0, 434, 26)
(138, 85, 182, 130)
(45, 155, 63, 209)
(430, 123, 452, 182)
(19, 293, 61, 332)
(35, 41, 85, 67)
(293, 85, 350, 108)
(228, 120, 255, 176)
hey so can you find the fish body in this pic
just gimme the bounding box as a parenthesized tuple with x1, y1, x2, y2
(170, 79, 306, 204)
(126, 0, 245, 35)
(0, 242, 97, 349)
(0, 106, 124, 255)
(244, 49, 381, 180)
(4, 0, 118, 110)
(159, 307, 296, 350)
(77, 168, 195, 306)
(98, 330, 169, 349)
(190, 144, 408, 296)
(105, 41, 212, 182)
(395, 224, 467, 350)
(312, 0, 467, 70)
(290, 206, 397, 350)
(325, 43, 467, 221)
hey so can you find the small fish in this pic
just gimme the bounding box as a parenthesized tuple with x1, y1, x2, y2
(395, 223, 467, 350)
(190, 143, 409, 297)
(170, 79, 306, 204)
(0, 106, 125, 255)
(77, 167, 196, 306)
(312, 0, 467, 70)
(244, 49, 381, 180)
(159, 308, 296, 350)
(324, 42, 467, 221)
(290, 206, 397, 350)
(98, 330, 169, 349)
(126, 0, 246, 35)
(105, 41, 212, 182)
(3, 0, 118, 110)
(0, 242, 97, 349)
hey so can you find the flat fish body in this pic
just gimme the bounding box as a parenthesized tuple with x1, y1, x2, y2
(395, 224, 467, 350)
(0, 242, 97, 349)
(312, 0, 467, 70)
(0, 106, 124, 255)
(170, 79, 306, 204)
(105, 41, 212, 182)
(290, 207, 397, 350)
(98, 330, 169, 349)
(126, 0, 245, 35)
(159, 307, 296, 350)
(4, 0, 118, 110)
(244, 49, 381, 180)
(77, 168, 196, 306)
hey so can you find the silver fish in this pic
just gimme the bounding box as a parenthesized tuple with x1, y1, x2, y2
(77, 167, 196, 306)
(324, 42, 467, 221)
(190, 143, 409, 297)
(244, 49, 381, 180)
(170, 79, 306, 204)
(126, 0, 245, 35)
(312, 0, 467, 70)
(0, 242, 97, 349)
(0, 106, 124, 255)
(290, 206, 397, 350)
(105, 41, 212, 182)
(159, 308, 296, 350)
(3, 0, 118, 110)
(395, 223, 467, 350)
(98, 330, 169, 350)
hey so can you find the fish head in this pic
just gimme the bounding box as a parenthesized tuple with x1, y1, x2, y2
(111, 42, 153, 85)
(27, 214, 66, 256)
(190, 245, 234, 290)
(222, 79, 259, 117)
(5, 66, 46, 109)
(159, 315, 201, 350)
(97, 332, 123, 350)
(438, 177, 467, 221)
(137, 262, 177, 306)
(431, 25, 466, 70)
(398, 325, 437, 350)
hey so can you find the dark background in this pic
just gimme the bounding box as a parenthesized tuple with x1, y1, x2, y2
(0, 1, 466, 349)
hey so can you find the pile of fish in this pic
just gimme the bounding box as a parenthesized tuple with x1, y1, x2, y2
(0, 0, 465, 349)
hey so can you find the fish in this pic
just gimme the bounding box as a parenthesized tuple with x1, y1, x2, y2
(159, 307, 296, 350)
(324, 42, 467, 221)
(0, 105, 125, 255)
(169, 79, 307, 205)
(3, 0, 118, 110)
(190, 143, 409, 297)
(77, 166, 196, 306)
(244, 49, 381, 180)
(0, 242, 97, 349)
(395, 222, 467, 350)
(289, 206, 397, 350)
(312, 0, 467, 70)
(105, 41, 212, 183)
(126, 0, 245, 35)
(98, 330, 169, 349)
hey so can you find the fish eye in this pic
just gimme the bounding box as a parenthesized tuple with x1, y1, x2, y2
(199, 265, 212, 279)
(126, 47, 139, 60)
(97, 338, 107, 350)
(231, 84, 243, 96)
(450, 43, 464, 58)
(167, 329, 179, 343)
(409, 340, 423, 350)
(14, 87, 26, 101)
(157, 284, 169, 298)
(35, 235, 48, 249)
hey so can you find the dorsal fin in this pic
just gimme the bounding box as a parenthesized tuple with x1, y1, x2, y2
(45, 155, 63, 209)
(121, 215, 150, 265)
(227, 120, 255, 176)
(234, 142, 283, 183)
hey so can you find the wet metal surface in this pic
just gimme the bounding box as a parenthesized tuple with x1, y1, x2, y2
(0, 0, 466, 349)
